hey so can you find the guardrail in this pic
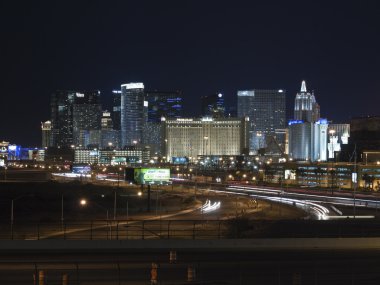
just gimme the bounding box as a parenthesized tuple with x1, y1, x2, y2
(2, 220, 230, 240)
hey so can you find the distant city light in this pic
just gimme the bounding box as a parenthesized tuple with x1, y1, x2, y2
(121, 82, 144, 89)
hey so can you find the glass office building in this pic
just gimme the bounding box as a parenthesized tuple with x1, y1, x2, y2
(237, 89, 286, 153)
(51, 90, 101, 147)
(145, 90, 183, 122)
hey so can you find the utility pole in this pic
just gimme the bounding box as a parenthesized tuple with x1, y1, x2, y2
(61, 194, 64, 231)
(10, 199, 14, 239)
(147, 184, 151, 212)
(113, 191, 117, 220)
(353, 144, 357, 219)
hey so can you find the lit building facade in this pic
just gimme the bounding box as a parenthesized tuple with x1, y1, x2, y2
(0, 141, 9, 164)
(100, 110, 120, 149)
(74, 146, 150, 164)
(288, 121, 312, 161)
(288, 119, 328, 161)
(120, 83, 146, 147)
(328, 123, 350, 159)
(237, 89, 286, 153)
(312, 119, 328, 161)
(162, 117, 250, 161)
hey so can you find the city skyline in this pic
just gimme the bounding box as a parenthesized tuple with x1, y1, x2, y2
(1, 1, 380, 146)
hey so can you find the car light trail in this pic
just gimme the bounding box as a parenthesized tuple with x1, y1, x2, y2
(251, 194, 330, 220)
(204, 188, 329, 220)
(227, 185, 380, 209)
(52, 173, 91, 178)
(200, 199, 221, 213)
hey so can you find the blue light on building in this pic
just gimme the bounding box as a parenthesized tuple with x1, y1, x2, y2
(288, 120, 304, 126)
(316, 118, 328, 125)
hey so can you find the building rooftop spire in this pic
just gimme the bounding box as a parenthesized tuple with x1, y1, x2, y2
(301, 80, 307, 92)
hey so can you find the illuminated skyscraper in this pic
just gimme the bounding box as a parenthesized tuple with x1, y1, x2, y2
(237, 89, 286, 153)
(41, 120, 52, 148)
(294, 80, 320, 123)
(99, 110, 120, 149)
(51, 90, 101, 147)
(120, 83, 145, 147)
(112, 90, 122, 131)
(289, 81, 327, 161)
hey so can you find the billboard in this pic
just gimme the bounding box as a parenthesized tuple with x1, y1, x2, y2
(111, 157, 127, 165)
(72, 165, 91, 174)
(285, 169, 296, 180)
(172, 157, 188, 164)
(134, 168, 170, 184)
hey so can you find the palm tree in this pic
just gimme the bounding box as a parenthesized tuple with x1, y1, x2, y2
(329, 169, 336, 194)
(362, 174, 375, 190)
(295, 168, 305, 186)
(362, 173, 369, 189)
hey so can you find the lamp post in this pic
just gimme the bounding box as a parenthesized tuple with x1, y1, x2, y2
(80, 198, 111, 239)
(114, 190, 117, 220)
(353, 144, 357, 219)
(120, 191, 142, 220)
(11, 194, 34, 239)
(61, 194, 64, 231)
(80, 199, 109, 220)
(113, 166, 124, 220)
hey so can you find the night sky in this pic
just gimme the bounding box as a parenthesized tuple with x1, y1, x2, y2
(1, 1, 379, 146)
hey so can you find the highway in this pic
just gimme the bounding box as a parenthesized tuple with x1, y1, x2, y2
(195, 184, 380, 220)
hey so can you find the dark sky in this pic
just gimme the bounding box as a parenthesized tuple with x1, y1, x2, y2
(1, 0, 379, 146)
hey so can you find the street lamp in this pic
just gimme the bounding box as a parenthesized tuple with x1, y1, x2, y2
(79, 199, 108, 220)
(120, 191, 143, 220)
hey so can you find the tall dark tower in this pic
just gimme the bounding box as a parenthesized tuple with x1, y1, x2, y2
(237, 89, 286, 152)
(112, 90, 121, 131)
(145, 90, 183, 122)
(201, 93, 225, 118)
(51, 90, 101, 147)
